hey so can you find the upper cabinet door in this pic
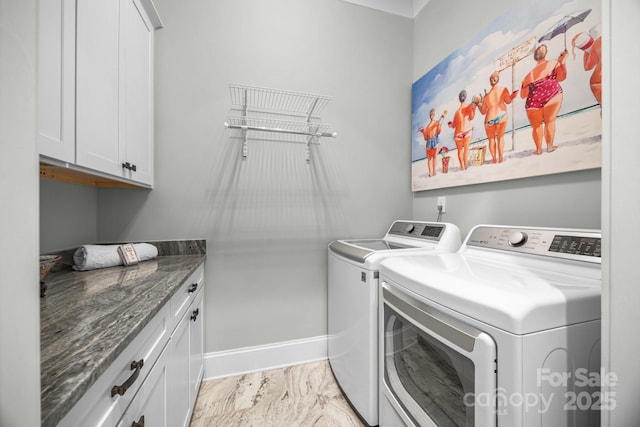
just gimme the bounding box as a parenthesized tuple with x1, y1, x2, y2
(37, 0, 76, 163)
(121, 0, 156, 186)
(75, 0, 122, 176)
(76, 0, 162, 186)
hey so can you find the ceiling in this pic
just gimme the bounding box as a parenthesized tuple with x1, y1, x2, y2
(340, 0, 430, 18)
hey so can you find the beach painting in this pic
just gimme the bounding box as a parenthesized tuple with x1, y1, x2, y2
(412, 0, 602, 192)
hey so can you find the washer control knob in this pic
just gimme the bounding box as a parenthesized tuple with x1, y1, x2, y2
(405, 224, 415, 233)
(508, 231, 528, 247)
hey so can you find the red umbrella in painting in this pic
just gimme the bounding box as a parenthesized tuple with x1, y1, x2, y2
(539, 9, 592, 50)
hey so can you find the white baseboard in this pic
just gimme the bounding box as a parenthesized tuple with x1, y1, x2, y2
(203, 335, 328, 381)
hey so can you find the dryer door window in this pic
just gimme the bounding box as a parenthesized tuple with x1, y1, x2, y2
(382, 284, 497, 427)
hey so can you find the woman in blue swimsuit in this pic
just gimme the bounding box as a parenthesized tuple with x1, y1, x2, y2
(478, 72, 518, 163)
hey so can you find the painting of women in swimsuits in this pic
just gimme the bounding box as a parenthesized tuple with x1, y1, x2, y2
(411, 0, 601, 192)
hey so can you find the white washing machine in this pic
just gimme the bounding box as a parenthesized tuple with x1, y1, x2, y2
(328, 220, 461, 426)
(379, 225, 602, 427)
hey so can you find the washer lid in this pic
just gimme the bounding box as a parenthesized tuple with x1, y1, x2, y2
(329, 239, 421, 264)
(344, 239, 416, 251)
(379, 252, 601, 335)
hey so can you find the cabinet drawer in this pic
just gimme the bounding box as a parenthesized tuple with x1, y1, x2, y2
(169, 264, 204, 329)
(57, 304, 170, 427)
(116, 344, 169, 427)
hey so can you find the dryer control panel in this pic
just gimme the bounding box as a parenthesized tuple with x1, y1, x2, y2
(465, 226, 601, 263)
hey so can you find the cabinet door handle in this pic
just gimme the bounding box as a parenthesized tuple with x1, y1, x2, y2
(121, 162, 137, 172)
(111, 359, 144, 397)
(191, 308, 200, 322)
(131, 415, 145, 427)
(188, 283, 198, 293)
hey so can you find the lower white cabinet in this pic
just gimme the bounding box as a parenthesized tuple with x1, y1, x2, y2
(168, 286, 204, 427)
(57, 263, 205, 427)
(116, 345, 169, 427)
(168, 307, 191, 427)
(189, 291, 205, 409)
(57, 305, 170, 427)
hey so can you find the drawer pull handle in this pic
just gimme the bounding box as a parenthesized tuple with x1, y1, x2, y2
(188, 283, 198, 293)
(131, 415, 145, 427)
(111, 359, 144, 397)
(191, 308, 200, 322)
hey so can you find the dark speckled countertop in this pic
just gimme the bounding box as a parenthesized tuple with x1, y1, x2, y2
(40, 240, 205, 427)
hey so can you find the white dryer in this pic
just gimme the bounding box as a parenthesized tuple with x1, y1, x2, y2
(328, 220, 461, 426)
(379, 225, 602, 427)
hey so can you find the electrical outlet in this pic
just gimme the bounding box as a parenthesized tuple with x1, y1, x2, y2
(437, 196, 446, 213)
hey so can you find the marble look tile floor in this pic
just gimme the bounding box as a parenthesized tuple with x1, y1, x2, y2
(189, 360, 367, 427)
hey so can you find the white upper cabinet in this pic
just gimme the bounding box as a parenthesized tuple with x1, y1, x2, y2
(121, 0, 156, 185)
(75, 0, 120, 176)
(37, 0, 76, 163)
(38, 0, 162, 187)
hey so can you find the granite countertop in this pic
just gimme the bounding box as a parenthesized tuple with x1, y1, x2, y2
(40, 241, 206, 427)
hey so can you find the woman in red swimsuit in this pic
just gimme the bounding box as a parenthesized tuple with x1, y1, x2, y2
(520, 44, 568, 155)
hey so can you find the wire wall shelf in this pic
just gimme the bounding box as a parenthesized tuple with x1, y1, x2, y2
(224, 84, 337, 162)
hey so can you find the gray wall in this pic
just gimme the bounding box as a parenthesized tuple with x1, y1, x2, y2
(40, 180, 98, 253)
(96, 0, 414, 351)
(412, 0, 601, 236)
(0, 0, 40, 425)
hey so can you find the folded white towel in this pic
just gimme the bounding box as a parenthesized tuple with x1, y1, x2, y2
(73, 243, 158, 271)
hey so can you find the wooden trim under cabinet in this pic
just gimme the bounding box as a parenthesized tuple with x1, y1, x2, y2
(39, 162, 144, 188)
